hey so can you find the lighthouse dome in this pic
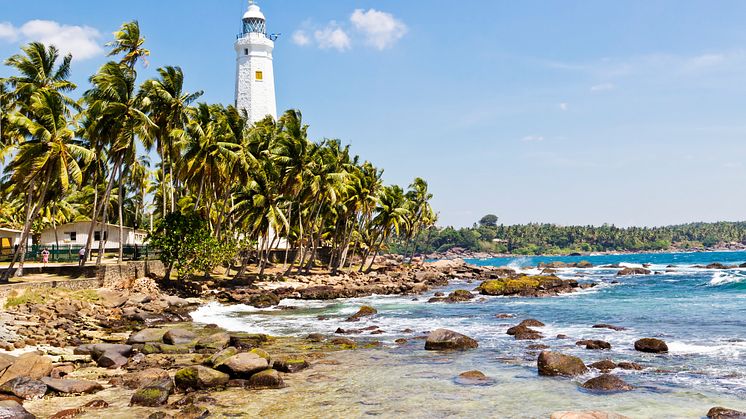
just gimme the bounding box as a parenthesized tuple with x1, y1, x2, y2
(243, 3, 265, 21)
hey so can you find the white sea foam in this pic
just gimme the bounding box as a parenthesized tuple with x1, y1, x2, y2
(668, 341, 746, 359)
(709, 271, 746, 286)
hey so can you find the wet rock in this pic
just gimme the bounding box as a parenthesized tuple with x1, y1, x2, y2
(345, 306, 378, 322)
(0, 352, 53, 384)
(707, 407, 746, 418)
(82, 399, 109, 409)
(0, 376, 47, 400)
(218, 353, 269, 378)
(537, 351, 588, 377)
(478, 275, 579, 297)
(550, 411, 630, 419)
(127, 328, 166, 344)
(130, 386, 170, 407)
(178, 404, 210, 419)
(330, 338, 356, 348)
(581, 374, 634, 392)
(174, 366, 229, 390)
(395, 338, 408, 345)
(195, 332, 230, 351)
(41, 377, 103, 394)
(147, 412, 175, 419)
(445, 290, 474, 303)
(616, 267, 651, 276)
(495, 313, 515, 319)
(0, 400, 35, 419)
(634, 338, 668, 353)
(617, 362, 643, 371)
(576, 340, 611, 350)
(556, 334, 569, 339)
(527, 344, 550, 350)
(518, 319, 545, 327)
(162, 329, 196, 345)
(424, 329, 478, 351)
(247, 369, 285, 389)
(119, 368, 173, 391)
(455, 370, 492, 385)
(592, 324, 626, 331)
(273, 358, 310, 373)
(228, 333, 270, 350)
(306, 333, 324, 342)
(589, 360, 617, 372)
(507, 324, 544, 340)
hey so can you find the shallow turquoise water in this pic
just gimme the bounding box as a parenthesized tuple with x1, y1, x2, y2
(193, 251, 746, 418)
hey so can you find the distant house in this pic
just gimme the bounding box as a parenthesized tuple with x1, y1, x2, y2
(39, 222, 148, 250)
(0, 227, 31, 255)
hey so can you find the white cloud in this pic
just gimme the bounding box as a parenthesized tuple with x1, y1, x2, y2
(0, 22, 18, 42)
(350, 9, 407, 50)
(0, 20, 102, 61)
(314, 23, 351, 52)
(292, 30, 310, 47)
(590, 83, 615, 92)
(559, 102, 568, 111)
(521, 135, 544, 142)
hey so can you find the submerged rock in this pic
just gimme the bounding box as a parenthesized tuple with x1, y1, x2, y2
(455, 370, 493, 385)
(581, 374, 634, 392)
(617, 362, 643, 371)
(707, 407, 746, 418)
(634, 338, 668, 353)
(592, 324, 626, 331)
(345, 306, 378, 322)
(424, 329, 478, 351)
(537, 351, 588, 377)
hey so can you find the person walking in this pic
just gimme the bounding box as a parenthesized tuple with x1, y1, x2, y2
(78, 247, 86, 267)
(41, 248, 50, 267)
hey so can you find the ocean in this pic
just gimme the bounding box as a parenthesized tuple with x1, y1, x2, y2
(192, 251, 746, 418)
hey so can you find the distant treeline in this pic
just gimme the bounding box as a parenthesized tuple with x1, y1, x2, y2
(389, 214, 746, 255)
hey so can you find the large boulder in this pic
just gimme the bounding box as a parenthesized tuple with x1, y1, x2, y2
(0, 400, 35, 419)
(127, 328, 167, 344)
(0, 353, 53, 384)
(174, 366, 229, 390)
(616, 267, 651, 276)
(195, 332, 230, 351)
(209, 347, 239, 368)
(581, 374, 634, 392)
(707, 407, 746, 418)
(76, 344, 133, 369)
(537, 351, 588, 377)
(444, 290, 474, 303)
(218, 353, 269, 377)
(130, 386, 170, 407)
(550, 411, 630, 419)
(0, 377, 47, 400)
(41, 377, 103, 394)
(119, 368, 173, 391)
(162, 329, 197, 345)
(247, 369, 285, 389)
(345, 306, 378, 322)
(424, 329, 478, 351)
(634, 338, 668, 353)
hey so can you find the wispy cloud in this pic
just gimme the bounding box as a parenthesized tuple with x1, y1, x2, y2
(314, 23, 351, 52)
(521, 135, 545, 142)
(558, 102, 569, 111)
(0, 20, 103, 61)
(291, 30, 310, 46)
(590, 83, 615, 92)
(350, 9, 407, 50)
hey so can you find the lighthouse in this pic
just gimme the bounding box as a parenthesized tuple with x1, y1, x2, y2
(234, 1, 277, 124)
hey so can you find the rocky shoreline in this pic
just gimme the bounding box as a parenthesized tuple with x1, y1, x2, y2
(0, 258, 744, 418)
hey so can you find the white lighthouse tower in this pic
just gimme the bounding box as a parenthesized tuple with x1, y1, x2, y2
(234, 1, 277, 124)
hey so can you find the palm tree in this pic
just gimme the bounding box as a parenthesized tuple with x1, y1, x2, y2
(107, 21, 150, 70)
(364, 185, 410, 272)
(3, 43, 76, 112)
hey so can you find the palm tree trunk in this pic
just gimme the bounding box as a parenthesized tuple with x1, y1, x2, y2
(118, 163, 124, 262)
(84, 156, 122, 267)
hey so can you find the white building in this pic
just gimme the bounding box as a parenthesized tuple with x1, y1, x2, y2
(235, 0, 277, 124)
(0, 227, 30, 255)
(39, 222, 148, 250)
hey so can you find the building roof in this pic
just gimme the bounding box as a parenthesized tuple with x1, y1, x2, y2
(0, 227, 22, 234)
(41, 221, 148, 234)
(243, 2, 265, 20)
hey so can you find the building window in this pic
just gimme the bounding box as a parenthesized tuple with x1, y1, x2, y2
(94, 231, 108, 241)
(255, 71, 263, 81)
(65, 232, 76, 241)
(244, 48, 248, 55)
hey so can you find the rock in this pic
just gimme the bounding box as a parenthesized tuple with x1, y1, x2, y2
(589, 360, 617, 372)
(250, 348, 271, 362)
(495, 313, 515, 319)
(273, 358, 310, 373)
(96, 290, 129, 308)
(478, 275, 578, 297)
(445, 290, 474, 303)
(195, 332, 230, 351)
(130, 386, 171, 407)
(247, 369, 284, 389)
(82, 399, 109, 409)
(119, 368, 173, 391)
(616, 267, 651, 276)
(518, 319, 545, 327)
(550, 411, 630, 419)
(581, 374, 634, 392)
(162, 329, 196, 345)
(146, 412, 175, 419)
(592, 324, 626, 331)
(41, 377, 102, 394)
(0, 400, 35, 419)
(96, 351, 129, 369)
(164, 295, 190, 308)
(634, 338, 668, 353)
(217, 353, 269, 378)
(127, 328, 167, 344)
(178, 404, 210, 419)
(577, 340, 612, 350)
(537, 351, 588, 377)
(0, 377, 47, 400)
(707, 407, 746, 418)
(306, 333, 324, 342)
(507, 324, 544, 340)
(345, 306, 378, 322)
(209, 347, 239, 368)
(76, 344, 133, 369)
(228, 333, 270, 350)
(0, 353, 53, 384)
(527, 344, 550, 350)
(455, 370, 492, 385)
(617, 362, 643, 371)
(424, 329, 478, 351)
(49, 408, 83, 419)
(174, 366, 229, 390)
(330, 338, 356, 348)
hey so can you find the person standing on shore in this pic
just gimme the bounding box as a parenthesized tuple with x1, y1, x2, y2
(41, 248, 50, 267)
(78, 247, 86, 267)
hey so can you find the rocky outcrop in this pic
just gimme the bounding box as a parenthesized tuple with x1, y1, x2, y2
(634, 338, 668, 353)
(537, 351, 588, 377)
(424, 329, 478, 351)
(581, 374, 634, 392)
(707, 407, 746, 418)
(478, 275, 582, 297)
(345, 306, 377, 322)
(616, 267, 651, 276)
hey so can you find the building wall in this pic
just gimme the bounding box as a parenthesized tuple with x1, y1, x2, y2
(235, 33, 277, 124)
(39, 222, 146, 249)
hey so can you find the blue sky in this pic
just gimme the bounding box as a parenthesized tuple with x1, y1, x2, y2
(2, 1, 746, 227)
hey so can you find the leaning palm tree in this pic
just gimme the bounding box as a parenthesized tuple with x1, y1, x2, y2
(1, 90, 92, 281)
(107, 21, 150, 70)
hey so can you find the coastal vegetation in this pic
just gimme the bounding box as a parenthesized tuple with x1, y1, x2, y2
(394, 215, 746, 255)
(0, 21, 435, 281)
